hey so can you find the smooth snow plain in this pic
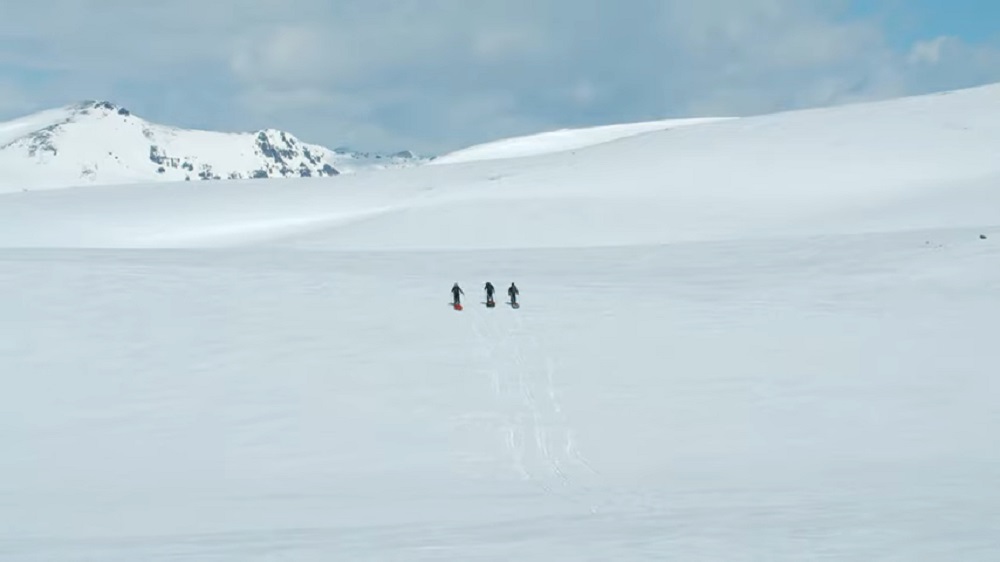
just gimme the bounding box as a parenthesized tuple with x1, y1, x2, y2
(2, 84, 1000, 561)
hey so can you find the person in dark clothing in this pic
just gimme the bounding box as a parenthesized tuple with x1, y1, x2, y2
(484, 281, 495, 304)
(507, 282, 519, 305)
(451, 282, 464, 305)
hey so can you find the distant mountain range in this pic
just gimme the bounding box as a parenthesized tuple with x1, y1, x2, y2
(0, 100, 427, 192)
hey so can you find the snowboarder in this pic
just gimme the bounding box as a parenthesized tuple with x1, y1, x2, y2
(484, 281, 495, 305)
(451, 282, 464, 305)
(507, 282, 519, 306)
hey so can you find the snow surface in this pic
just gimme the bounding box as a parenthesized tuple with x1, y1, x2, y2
(0, 101, 424, 192)
(2, 83, 1000, 560)
(430, 117, 732, 165)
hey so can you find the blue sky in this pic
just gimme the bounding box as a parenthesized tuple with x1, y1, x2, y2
(1, 1, 999, 155)
(871, 0, 1000, 45)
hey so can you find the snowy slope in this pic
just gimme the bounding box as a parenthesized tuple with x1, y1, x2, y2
(0, 100, 425, 192)
(2, 84, 999, 249)
(2, 83, 1000, 561)
(430, 116, 732, 164)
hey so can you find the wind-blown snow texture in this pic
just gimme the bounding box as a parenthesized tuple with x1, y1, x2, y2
(0, 101, 425, 192)
(2, 84, 1000, 561)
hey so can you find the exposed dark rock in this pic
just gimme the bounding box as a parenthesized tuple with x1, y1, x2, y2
(255, 130, 300, 165)
(148, 145, 184, 170)
(24, 126, 59, 157)
(149, 146, 165, 164)
(256, 132, 284, 164)
(198, 164, 220, 180)
(302, 147, 321, 165)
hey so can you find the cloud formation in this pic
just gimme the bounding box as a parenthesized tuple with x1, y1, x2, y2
(1, 0, 999, 154)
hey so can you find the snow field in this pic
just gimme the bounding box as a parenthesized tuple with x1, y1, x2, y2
(2, 229, 1000, 559)
(2, 83, 1000, 559)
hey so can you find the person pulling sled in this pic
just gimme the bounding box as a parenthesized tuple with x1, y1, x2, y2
(484, 281, 496, 306)
(451, 282, 464, 306)
(508, 282, 519, 307)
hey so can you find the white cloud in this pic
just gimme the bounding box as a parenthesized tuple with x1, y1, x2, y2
(2, 0, 1000, 153)
(229, 25, 332, 87)
(909, 37, 948, 65)
(898, 35, 1000, 94)
(0, 80, 35, 116)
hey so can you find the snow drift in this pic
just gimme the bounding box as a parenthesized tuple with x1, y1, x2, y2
(430, 117, 732, 164)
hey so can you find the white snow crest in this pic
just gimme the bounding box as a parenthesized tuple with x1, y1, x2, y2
(430, 117, 733, 165)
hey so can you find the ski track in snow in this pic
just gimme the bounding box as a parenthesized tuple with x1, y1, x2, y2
(467, 296, 601, 513)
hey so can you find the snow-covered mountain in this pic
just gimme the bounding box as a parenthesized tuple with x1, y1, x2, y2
(0, 100, 425, 192)
(3, 83, 1000, 560)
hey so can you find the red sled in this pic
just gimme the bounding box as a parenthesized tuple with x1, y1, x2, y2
(453, 303, 463, 310)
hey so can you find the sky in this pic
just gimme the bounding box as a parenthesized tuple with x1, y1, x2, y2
(1, 0, 999, 155)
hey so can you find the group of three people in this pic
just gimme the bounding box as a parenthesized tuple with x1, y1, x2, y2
(452, 281, 518, 306)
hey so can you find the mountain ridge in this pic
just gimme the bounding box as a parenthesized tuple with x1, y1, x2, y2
(0, 100, 426, 192)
